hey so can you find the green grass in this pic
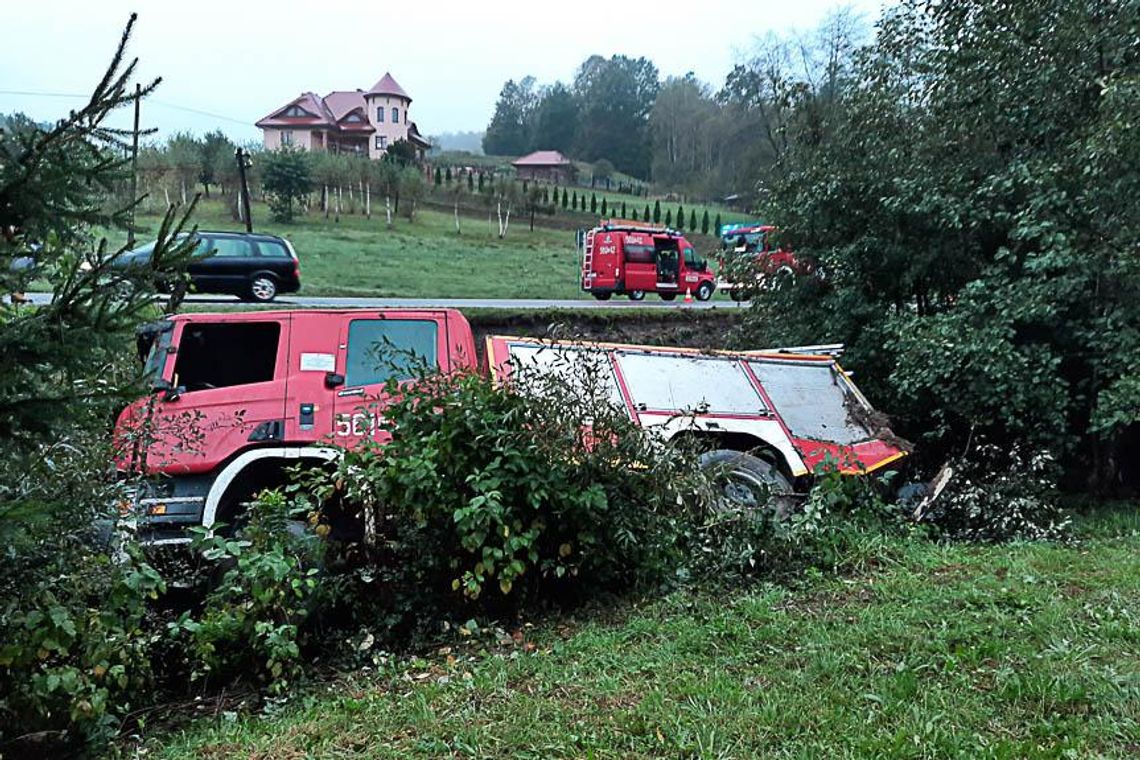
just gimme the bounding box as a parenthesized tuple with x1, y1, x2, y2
(124, 198, 744, 301)
(130, 200, 586, 299)
(149, 507, 1140, 758)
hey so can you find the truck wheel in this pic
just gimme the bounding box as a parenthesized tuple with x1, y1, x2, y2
(695, 281, 714, 301)
(660, 293, 677, 301)
(248, 275, 278, 303)
(628, 290, 646, 301)
(593, 292, 612, 301)
(728, 287, 746, 302)
(700, 449, 794, 515)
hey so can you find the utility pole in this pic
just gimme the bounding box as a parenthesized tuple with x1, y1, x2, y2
(235, 147, 253, 233)
(128, 82, 141, 247)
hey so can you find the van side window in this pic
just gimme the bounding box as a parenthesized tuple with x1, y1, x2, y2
(173, 322, 280, 392)
(345, 319, 438, 387)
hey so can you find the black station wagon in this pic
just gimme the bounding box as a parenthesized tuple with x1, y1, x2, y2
(121, 231, 301, 302)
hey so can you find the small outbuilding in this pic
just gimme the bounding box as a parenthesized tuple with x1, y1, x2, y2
(512, 150, 578, 184)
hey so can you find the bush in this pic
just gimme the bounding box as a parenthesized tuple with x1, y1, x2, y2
(301, 355, 705, 636)
(916, 443, 1070, 542)
(170, 490, 323, 694)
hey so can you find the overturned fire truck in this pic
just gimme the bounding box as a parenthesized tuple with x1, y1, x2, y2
(117, 309, 907, 542)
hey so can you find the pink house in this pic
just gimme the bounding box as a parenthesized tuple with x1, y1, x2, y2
(256, 73, 431, 160)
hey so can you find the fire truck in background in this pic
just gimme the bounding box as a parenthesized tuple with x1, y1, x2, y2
(580, 220, 718, 302)
(718, 222, 812, 301)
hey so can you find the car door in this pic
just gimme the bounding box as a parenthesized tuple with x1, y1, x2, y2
(195, 235, 257, 295)
(332, 313, 448, 448)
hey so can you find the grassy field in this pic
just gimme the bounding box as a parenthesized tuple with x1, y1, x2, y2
(149, 507, 1140, 758)
(130, 200, 586, 300)
(124, 198, 743, 301)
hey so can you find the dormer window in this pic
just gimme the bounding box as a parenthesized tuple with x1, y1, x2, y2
(343, 112, 362, 123)
(283, 105, 310, 118)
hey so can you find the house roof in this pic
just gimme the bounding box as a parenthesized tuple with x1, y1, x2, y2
(407, 122, 431, 148)
(366, 72, 411, 101)
(512, 150, 573, 167)
(255, 92, 332, 128)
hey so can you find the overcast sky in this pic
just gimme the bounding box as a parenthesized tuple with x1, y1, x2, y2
(1, 0, 883, 144)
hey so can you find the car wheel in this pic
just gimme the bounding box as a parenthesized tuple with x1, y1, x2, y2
(593, 292, 612, 301)
(660, 293, 677, 301)
(248, 275, 278, 303)
(695, 281, 714, 301)
(700, 449, 795, 516)
(628, 290, 646, 301)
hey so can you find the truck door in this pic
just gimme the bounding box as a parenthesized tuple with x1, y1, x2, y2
(590, 232, 620, 290)
(623, 235, 658, 291)
(332, 312, 447, 448)
(146, 315, 291, 475)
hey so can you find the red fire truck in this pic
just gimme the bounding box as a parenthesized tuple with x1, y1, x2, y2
(718, 222, 811, 300)
(580, 221, 718, 301)
(117, 309, 907, 543)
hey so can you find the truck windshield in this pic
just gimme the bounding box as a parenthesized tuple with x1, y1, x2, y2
(139, 326, 173, 388)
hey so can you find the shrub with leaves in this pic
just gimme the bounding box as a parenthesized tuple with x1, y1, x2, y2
(304, 354, 705, 635)
(917, 443, 1070, 542)
(170, 490, 322, 695)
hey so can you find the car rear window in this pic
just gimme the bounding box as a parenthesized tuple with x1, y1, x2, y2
(258, 241, 292, 259)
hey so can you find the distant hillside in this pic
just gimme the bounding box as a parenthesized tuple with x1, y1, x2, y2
(432, 130, 484, 154)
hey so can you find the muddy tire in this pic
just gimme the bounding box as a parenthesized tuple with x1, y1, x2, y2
(700, 449, 794, 515)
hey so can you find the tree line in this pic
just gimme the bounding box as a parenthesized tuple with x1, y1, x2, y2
(483, 12, 867, 202)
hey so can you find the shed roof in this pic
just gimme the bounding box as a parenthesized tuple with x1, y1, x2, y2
(512, 150, 574, 167)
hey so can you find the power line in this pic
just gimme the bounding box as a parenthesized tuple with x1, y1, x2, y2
(0, 89, 253, 127)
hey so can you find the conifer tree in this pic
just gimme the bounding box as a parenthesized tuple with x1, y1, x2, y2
(467, 172, 474, 191)
(572, 191, 578, 210)
(676, 205, 685, 229)
(562, 188, 568, 209)
(653, 200, 661, 223)
(591, 193, 597, 214)
(445, 166, 452, 183)
(478, 172, 485, 192)
(601, 198, 607, 216)
(434, 167, 442, 186)
(665, 210, 672, 226)
(644, 204, 651, 221)
(621, 201, 627, 218)
(714, 212, 722, 236)
(690, 209, 697, 230)
(701, 209, 710, 235)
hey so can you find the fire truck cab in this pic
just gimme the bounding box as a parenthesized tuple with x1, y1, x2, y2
(581, 221, 717, 302)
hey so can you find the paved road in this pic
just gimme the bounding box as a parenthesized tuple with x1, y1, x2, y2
(22, 292, 748, 310)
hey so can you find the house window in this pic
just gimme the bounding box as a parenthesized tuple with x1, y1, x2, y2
(344, 319, 438, 387)
(284, 105, 308, 117)
(375, 135, 388, 150)
(392, 107, 399, 123)
(376, 107, 384, 123)
(281, 131, 293, 146)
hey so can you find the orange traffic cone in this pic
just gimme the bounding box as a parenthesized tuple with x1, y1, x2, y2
(683, 287, 693, 303)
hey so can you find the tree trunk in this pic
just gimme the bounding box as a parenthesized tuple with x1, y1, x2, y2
(365, 183, 371, 219)
(385, 194, 392, 228)
(322, 185, 329, 216)
(163, 185, 171, 207)
(335, 186, 342, 222)
(454, 197, 461, 234)
(180, 180, 187, 205)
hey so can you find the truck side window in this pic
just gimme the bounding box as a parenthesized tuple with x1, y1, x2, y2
(345, 319, 438, 387)
(173, 322, 280, 392)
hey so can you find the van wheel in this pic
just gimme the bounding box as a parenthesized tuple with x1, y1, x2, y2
(700, 449, 795, 515)
(660, 293, 676, 301)
(695, 281, 714, 301)
(593, 292, 612, 301)
(248, 275, 278, 303)
(628, 290, 646, 301)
